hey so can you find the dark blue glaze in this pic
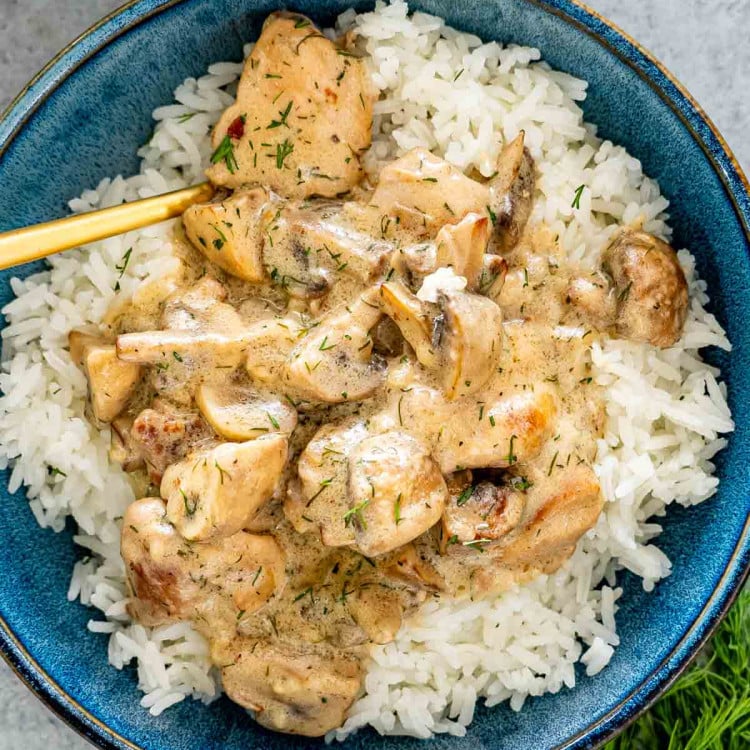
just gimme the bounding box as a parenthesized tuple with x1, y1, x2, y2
(0, 2, 748, 749)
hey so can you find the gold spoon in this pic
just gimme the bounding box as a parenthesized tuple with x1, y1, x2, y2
(0, 181, 215, 271)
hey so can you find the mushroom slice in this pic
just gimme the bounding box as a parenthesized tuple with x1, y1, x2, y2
(382, 281, 503, 398)
(441, 476, 526, 546)
(435, 289, 504, 398)
(488, 132, 536, 253)
(602, 229, 688, 347)
(110, 416, 144, 473)
(206, 12, 372, 198)
(434, 212, 490, 289)
(183, 188, 269, 282)
(382, 543, 445, 592)
(69, 331, 141, 423)
(117, 330, 253, 369)
(245, 316, 306, 385)
(379, 280, 438, 366)
(370, 148, 490, 239)
(282, 293, 385, 403)
(288, 418, 368, 546)
(196, 384, 297, 440)
(477, 254, 508, 300)
(162, 435, 288, 541)
(122, 497, 285, 627)
(219, 640, 363, 737)
(160, 277, 241, 333)
(345, 431, 448, 557)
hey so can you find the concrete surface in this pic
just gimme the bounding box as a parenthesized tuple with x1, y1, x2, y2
(0, 1, 747, 748)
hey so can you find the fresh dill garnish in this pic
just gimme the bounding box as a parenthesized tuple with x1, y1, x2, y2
(343, 499, 370, 529)
(275, 138, 294, 168)
(393, 493, 402, 525)
(214, 461, 231, 484)
(571, 184, 585, 209)
(293, 17, 311, 28)
(48, 466, 67, 478)
(293, 586, 315, 603)
(456, 485, 474, 507)
(172, 351, 183, 362)
(548, 451, 559, 476)
(177, 112, 196, 123)
(507, 434, 518, 465)
(266, 411, 280, 429)
(210, 135, 239, 174)
(318, 335, 335, 351)
(267, 100, 293, 129)
(113, 247, 133, 291)
(251, 566, 263, 586)
(180, 488, 197, 517)
(486, 205, 497, 224)
(489, 415, 496, 427)
(618, 281, 633, 302)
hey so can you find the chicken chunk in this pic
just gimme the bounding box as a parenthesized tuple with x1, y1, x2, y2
(207, 13, 373, 197)
(380, 281, 504, 398)
(391, 381, 560, 473)
(244, 316, 307, 384)
(129, 406, 213, 484)
(219, 640, 363, 737)
(493, 464, 603, 571)
(369, 148, 490, 239)
(288, 418, 369, 546)
(566, 272, 617, 329)
(162, 436, 288, 541)
(488, 132, 536, 253)
(109, 416, 144, 473)
(603, 229, 688, 347)
(122, 498, 285, 628)
(344, 431, 448, 557)
(69, 331, 141, 423)
(183, 188, 269, 281)
(282, 294, 386, 403)
(196, 384, 297, 440)
(160, 277, 242, 333)
(441, 474, 526, 545)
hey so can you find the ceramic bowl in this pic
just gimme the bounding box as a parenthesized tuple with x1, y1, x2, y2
(0, 1, 748, 749)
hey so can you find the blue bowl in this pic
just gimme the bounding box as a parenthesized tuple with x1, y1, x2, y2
(0, 1, 748, 749)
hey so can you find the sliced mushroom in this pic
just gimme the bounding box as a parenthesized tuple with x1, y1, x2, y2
(196, 384, 297, 440)
(344, 430, 447, 557)
(69, 331, 141, 423)
(219, 640, 363, 737)
(281, 293, 386, 403)
(602, 229, 688, 347)
(434, 212, 490, 289)
(381, 543, 445, 592)
(370, 147, 490, 239)
(122, 497, 285, 627)
(441, 474, 526, 545)
(288, 417, 369, 546)
(488, 132, 536, 253)
(477, 254, 508, 301)
(380, 281, 504, 398)
(109, 415, 145, 473)
(207, 12, 372, 198)
(160, 277, 243, 333)
(183, 188, 269, 281)
(162, 435, 288, 541)
(117, 330, 253, 370)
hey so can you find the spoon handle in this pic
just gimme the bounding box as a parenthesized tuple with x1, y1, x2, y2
(0, 182, 215, 271)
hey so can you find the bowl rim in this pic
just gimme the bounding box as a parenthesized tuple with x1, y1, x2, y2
(0, 1, 748, 749)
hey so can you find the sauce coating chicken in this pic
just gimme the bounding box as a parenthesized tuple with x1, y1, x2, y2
(70, 11, 693, 738)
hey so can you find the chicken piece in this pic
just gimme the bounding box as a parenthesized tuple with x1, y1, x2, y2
(493, 464, 603, 571)
(183, 188, 269, 281)
(109, 416, 144, 472)
(162, 435, 288, 541)
(288, 418, 369, 546)
(434, 213, 490, 289)
(219, 640, 363, 737)
(380, 281, 504, 398)
(196, 383, 297, 440)
(344, 431, 447, 557)
(370, 148, 490, 239)
(282, 293, 386, 403)
(207, 12, 372, 198)
(393, 381, 559, 473)
(69, 331, 141, 423)
(602, 229, 688, 347)
(566, 272, 617, 329)
(122, 497, 285, 627)
(344, 585, 405, 644)
(382, 543, 445, 592)
(130, 406, 214, 484)
(488, 132, 536, 253)
(441, 475, 526, 545)
(160, 277, 241, 332)
(243, 317, 306, 387)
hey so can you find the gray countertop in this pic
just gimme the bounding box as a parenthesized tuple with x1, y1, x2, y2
(0, 1, 748, 748)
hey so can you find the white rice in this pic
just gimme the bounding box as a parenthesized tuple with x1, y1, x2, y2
(0, 0, 733, 738)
